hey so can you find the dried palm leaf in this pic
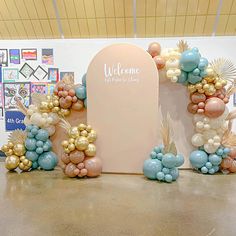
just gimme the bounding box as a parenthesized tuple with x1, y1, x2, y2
(8, 129, 27, 145)
(226, 84, 236, 96)
(168, 141, 177, 156)
(210, 58, 236, 83)
(58, 118, 71, 133)
(31, 93, 47, 106)
(225, 110, 236, 121)
(15, 97, 27, 115)
(62, 73, 74, 85)
(222, 132, 236, 147)
(177, 40, 189, 53)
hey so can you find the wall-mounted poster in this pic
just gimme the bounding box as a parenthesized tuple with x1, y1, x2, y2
(60, 72, 74, 80)
(9, 49, 20, 64)
(3, 68, 19, 82)
(20, 63, 34, 79)
(33, 65, 47, 81)
(5, 110, 26, 131)
(0, 67, 2, 82)
(4, 83, 31, 109)
(21, 49, 37, 60)
(0, 107, 3, 119)
(47, 83, 56, 94)
(42, 48, 53, 65)
(31, 82, 48, 94)
(0, 49, 8, 67)
(0, 83, 3, 107)
(48, 68, 59, 82)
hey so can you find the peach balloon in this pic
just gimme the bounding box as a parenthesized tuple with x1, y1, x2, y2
(221, 158, 233, 169)
(147, 42, 161, 57)
(229, 160, 236, 173)
(69, 150, 85, 164)
(187, 103, 197, 114)
(191, 92, 206, 104)
(153, 56, 165, 70)
(229, 148, 236, 159)
(65, 163, 77, 177)
(61, 153, 70, 164)
(80, 168, 88, 177)
(59, 97, 72, 109)
(72, 100, 84, 111)
(84, 156, 102, 177)
(204, 97, 225, 118)
(73, 168, 80, 175)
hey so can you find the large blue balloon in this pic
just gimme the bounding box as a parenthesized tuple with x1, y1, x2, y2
(143, 159, 162, 180)
(175, 154, 184, 167)
(162, 153, 176, 168)
(75, 86, 87, 100)
(190, 150, 208, 168)
(209, 154, 222, 166)
(26, 151, 39, 162)
(25, 138, 37, 151)
(35, 129, 49, 142)
(180, 49, 200, 72)
(38, 151, 58, 171)
(169, 168, 179, 180)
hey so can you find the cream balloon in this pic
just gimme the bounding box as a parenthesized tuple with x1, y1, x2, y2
(202, 129, 217, 141)
(48, 113, 60, 125)
(191, 133, 205, 147)
(193, 114, 205, 124)
(44, 125, 56, 136)
(204, 143, 218, 154)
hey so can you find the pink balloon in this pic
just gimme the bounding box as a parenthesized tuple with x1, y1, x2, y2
(221, 158, 233, 169)
(59, 97, 72, 109)
(65, 163, 77, 177)
(153, 56, 165, 70)
(229, 148, 236, 158)
(147, 42, 161, 57)
(229, 160, 236, 173)
(61, 153, 70, 164)
(187, 103, 197, 114)
(77, 162, 85, 169)
(191, 92, 206, 104)
(198, 102, 205, 109)
(84, 156, 102, 177)
(204, 97, 225, 118)
(69, 150, 85, 164)
(80, 168, 88, 177)
(73, 168, 80, 175)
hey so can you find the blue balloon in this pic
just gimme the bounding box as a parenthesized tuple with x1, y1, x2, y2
(200, 70, 208, 77)
(31, 128, 39, 136)
(198, 57, 208, 70)
(150, 151, 157, 159)
(169, 168, 179, 180)
(213, 165, 219, 173)
(38, 151, 58, 171)
(25, 138, 37, 151)
(162, 153, 176, 168)
(26, 125, 33, 132)
(26, 151, 39, 162)
(32, 161, 39, 170)
(192, 68, 200, 76)
(187, 73, 202, 84)
(36, 140, 44, 147)
(216, 148, 224, 156)
(177, 71, 187, 84)
(43, 144, 50, 152)
(201, 166, 208, 174)
(209, 168, 215, 175)
(175, 154, 184, 167)
(75, 86, 87, 100)
(27, 133, 34, 138)
(205, 162, 213, 169)
(153, 146, 161, 153)
(164, 174, 173, 183)
(82, 73, 87, 87)
(190, 150, 208, 168)
(35, 129, 49, 142)
(162, 167, 170, 174)
(157, 153, 163, 160)
(44, 139, 52, 149)
(143, 159, 162, 180)
(223, 147, 230, 154)
(156, 172, 165, 181)
(209, 154, 222, 166)
(179, 49, 200, 72)
(36, 147, 44, 154)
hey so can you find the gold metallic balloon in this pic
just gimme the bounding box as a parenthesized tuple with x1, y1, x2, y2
(75, 136, 89, 151)
(64, 148, 71, 154)
(203, 84, 210, 90)
(195, 83, 202, 90)
(5, 155, 20, 170)
(52, 107, 60, 113)
(85, 144, 96, 157)
(40, 101, 50, 112)
(48, 102, 54, 109)
(53, 100, 60, 107)
(80, 130, 88, 137)
(5, 149, 14, 156)
(23, 159, 29, 165)
(20, 155, 26, 161)
(78, 123, 86, 131)
(19, 162, 25, 170)
(87, 130, 97, 143)
(86, 125, 92, 132)
(13, 144, 26, 156)
(69, 138, 75, 144)
(60, 109, 70, 116)
(1, 144, 9, 152)
(69, 127, 80, 138)
(7, 142, 14, 148)
(61, 140, 69, 148)
(68, 143, 75, 151)
(188, 85, 196, 94)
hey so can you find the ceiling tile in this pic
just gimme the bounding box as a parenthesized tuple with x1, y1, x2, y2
(156, 0, 167, 16)
(78, 19, 89, 38)
(31, 19, 45, 38)
(125, 17, 133, 36)
(194, 15, 206, 35)
(74, 0, 86, 18)
(165, 16, 175, 36)
(146, 0, 156, 16)
(176, 0, 188, 15)
(106, 18, 116, 37)
(64, 0, 77, 19)
(68, 19, 80, 38)
(124, 0, 133, 17)
(216, 15, 228, 35)
(174, 16, 185, 35)
(97, 18, 107, 37)
(87, 18, 98, 37)
(116, 18, 125, 37)
(61, 19, 72, 37)
(166, 0, 177, 16)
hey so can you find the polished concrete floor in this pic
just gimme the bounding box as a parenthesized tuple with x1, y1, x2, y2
(0, 163, 236, 236)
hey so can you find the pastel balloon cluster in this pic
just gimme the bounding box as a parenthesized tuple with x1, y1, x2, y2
(190, 146, 230, 174)
(60, 123, 102, 178)
(143, 145, 184, 183)
(221, 148, 236, 173)
(25, 125, 58, 171)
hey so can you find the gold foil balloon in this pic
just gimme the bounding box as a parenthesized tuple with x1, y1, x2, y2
(75, 136, 89, 151)
(78, 123, 87, 131)
(86, 125, 92, 132)
(18, 159, 32, 171)
(5, 155, 20, 170)
(85, 144, 96, 157)
(5, 149, 14, 156)
(80, 130, 88, 137)
(61, 140, 69, 148)
(13, 144, 26, 156)
(69, 127, 80, 138)
(68, 143, 75, 151)
(40, 101, 50, 112)
(68, 138, 75, 144)
(87, 130, 97, 143)
(8, 142, 14, 148)
(1, 144, 9, 152)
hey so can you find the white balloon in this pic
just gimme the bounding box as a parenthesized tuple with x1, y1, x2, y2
(204, 143, 218, 154)
(196, 121, 204, 129)
(30, 113, 43, 127)
(49, 113, 60, 125)
(203, 129, 217, 141)
(191, 133, 205, 147)
(193, 114, 205, 124)
(44, 125, 55, 136)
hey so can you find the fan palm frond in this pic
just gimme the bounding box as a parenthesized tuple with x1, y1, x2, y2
(15, 97, 27, 115)
(31, 93, 47, 106)
(8, 129, 27, 145)
(58, 118, 71, 133)
(177, 40, 189, 53)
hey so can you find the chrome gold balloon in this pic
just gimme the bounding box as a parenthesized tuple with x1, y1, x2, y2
(68, 138, 75, 144)
(75, 136, 89, 151)
(86, 125, 92, 132)
(5, 155, 20, 170)
(69, 127, 80, 138)
(85, 144, 96, 157)
(7, 142, 14, 148)
(80, 130, 88, 137)
(5, 149, 14, 156)
(78, 123, 87, 131)
(61, 140, 69, 148)
(13, 144, 26, 156)
(1, 144, 9, 152)
(68, 143, 75, 151)
(87, 130, 97, 143)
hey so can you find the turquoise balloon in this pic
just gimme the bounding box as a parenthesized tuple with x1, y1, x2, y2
(26, 125, 33, 132)
(169, 168, 179, 180)
(44, 140, 52, 149)
(175, 154, 184, 167)
(192, 68, 200, 76)
(198, 57, 208, 70)
(157, 153, 163, 160)
(200, 70, 207, 77)
(25, 138, 37, 151)
(26, 151, 39, 162)
(31, 128, 39, 136)
(205, 162, 213, 169)
(216, 148, 224, 156)
(188, 72, 202, 84)
(150, 151, 157, 159)
(43, 144, 50, 151)
(153, 146, 161, 153)
(190, 150, 208, 168)
(143, 159, 162, 180)
(164, 174, 173, 183)
(36, 141, 44, 147)
(38, 151, 58, 171)
(32, 161, 39, 170)
(209, 168, 215, 174)
(180, 49, 200, 72)
(213, 165, 219, 173)
(27, 133, 34, 138)
(201, 166, 208, 174)
(223, 147, 230, 154)
(156, 172, 165, 181)
(82, 73, 86, 87)
(177, 71, 187, 84)
(35, 129, 49, 141)
(36, 147, 44, 154)
(75, 86, 87, 100)
(209, 154, 222, 166)
(162, 167, 170, 174)
(162, 153, 176, 168)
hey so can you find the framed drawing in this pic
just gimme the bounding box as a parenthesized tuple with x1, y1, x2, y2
(33, 65, 47, 81)
(0, 49, 8, 67)
(0, 83, 3, 107)
(3, 68, 19, 82)
(31, 82, 48, 94)
(21, 49, 37, 60)
(48, 68, 59, 82)
(47, 83, 56, 95)
(9, 49, 20, 64)
(42, 48, 54, 65)
(20, 63, 34, 79)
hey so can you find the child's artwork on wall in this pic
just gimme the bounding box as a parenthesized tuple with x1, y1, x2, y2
(0, 83, 3, 107)
(0, 49, 8, 67)
(0, 107, 3, 119)
(33, 65, 47, 81)
(3, 68, 19, 82)
(4, 83, 31, 109)
(42, 49, 53, 65)
(21, 49, 37, 60)
(60, 72, 74, 80)
(48, 68, 59, 82)
(47, 83, 56, 94)
(20, 63, 34, 79)
(9, 49, 20, 64)
(31, 82, 48, 94)
(0, 67, 2, 82)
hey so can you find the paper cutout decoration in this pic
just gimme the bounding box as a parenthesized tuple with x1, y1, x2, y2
(20, 63, 34, 79)
(31, 82, 48, 94)
(60, 72, 74, 80)
(47, 83, 56, 94)
(87, 44, 159, 173)
(5, 110, 26, 131)
(33, 66, 47, 81)
(0, 83, 3, 107)
(3, 68, 19, 82)
(0, 49, 8, 67)
(4, 83, 31, 109)
(42, 49, 53, 65)
(21, 49, 37, 60)
(48, 68, 59, 82)
(9, 49, 20, 64)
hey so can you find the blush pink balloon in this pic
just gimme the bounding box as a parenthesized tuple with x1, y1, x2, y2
(147, 42, 161, 57)
(72, 100, 84, 111)
(204, 97, 225, 118)
(65, 163, 77, 177)
(61, 153, 70, 164)
(221, 158, 233, 169)
(77, 162, 85, 169)
(73, 168, 80, 175)
(191, 92, 206, 104)
(187, 103, 197, 114)
(69, 150, 85, 164)
(80, 168, 88, 177)
(84, 156, 102, 177)
(153, 56, 165, 70)
(59, 97, 72, 109)
(229, 160, 236, 173)
(229, 148, 236, 159)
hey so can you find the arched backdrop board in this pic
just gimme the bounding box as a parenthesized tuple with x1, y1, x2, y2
(87, 44, 159, 173)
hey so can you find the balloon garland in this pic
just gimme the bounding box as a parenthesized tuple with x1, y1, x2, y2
(147, 40, 236, 175)
(1, 74, 102, 177)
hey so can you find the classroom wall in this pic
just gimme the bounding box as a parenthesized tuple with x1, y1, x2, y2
(0, 36, 236, 166)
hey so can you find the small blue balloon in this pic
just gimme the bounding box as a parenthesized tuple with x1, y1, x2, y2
(36, 141, 44, 147)
(35, 129, 49, 142)
(153, 146, 161, 153)
(162, 167, 170, 174)
(44, 140, 52, 150)
(209, 168, 215, 174)
(177, 71, 188, 84)
(36, 147, 44, 154)
(75, 86, 87, 100)
(164, 174, 173, 183)
(26, 151, 39, 162)
(179, 49, 200, 72)
(223, 147, 230, 154)
(31, 128, 39, 136)
(143, 159, 162, 180)
(82, 73, 86, 87)
(188, 73, 202, 84)
(200, 70, 208, 77)
(156, 172, 165, 181)
(169, 168, 179, 180)
(157, 153, 163, 160)
(213, 165, 219, 173)
(162, 153, 176, 168)
(198, 57, 208, 70)
(209, 154, 222, 166)
(32, 161, 39, 170)
(192, 68, 200, 76)
(205, 162, 213, 169)
(27, 133, 34, 138)
(26, 125, 33, 132)
(25, 138, 37, 151)
(43, 145, 50, 151)
(190, 150, 208, 168)
(216, 148, 224, 156)
(175, 154, 184, 167)
(201, 166, 208, 174)
(150, 151, 157, 159)
(38, 151, 58, 171)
